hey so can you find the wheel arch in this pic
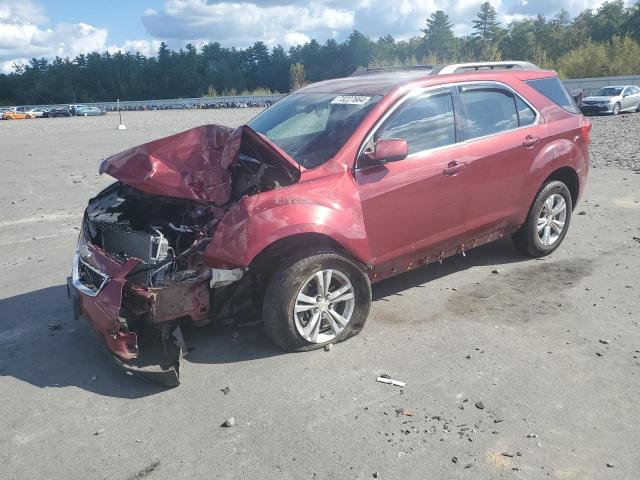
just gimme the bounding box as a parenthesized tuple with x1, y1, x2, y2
(542, 166, 579, 208)
(249, 232, 365, 275)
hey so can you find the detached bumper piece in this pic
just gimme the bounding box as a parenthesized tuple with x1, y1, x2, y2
(68, 244, 191, 387)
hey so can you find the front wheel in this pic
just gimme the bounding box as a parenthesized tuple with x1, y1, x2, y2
(263, 247, 371, 352)
(512, 180, 572, 257)
(612, 102, 621, 115)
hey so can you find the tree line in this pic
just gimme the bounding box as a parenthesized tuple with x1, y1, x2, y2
(1, 0, 639, 106)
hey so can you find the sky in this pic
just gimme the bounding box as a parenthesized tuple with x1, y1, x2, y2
(0, 0, 628, 73)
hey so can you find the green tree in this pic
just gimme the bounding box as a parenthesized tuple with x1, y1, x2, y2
(590, 1, 629, 42)
(422, 10, 458, 60)
(472, 2, 501, 41)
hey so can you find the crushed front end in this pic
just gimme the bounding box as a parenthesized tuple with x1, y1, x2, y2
(68, 183, 225, 386)
(67, 124, 300, 386)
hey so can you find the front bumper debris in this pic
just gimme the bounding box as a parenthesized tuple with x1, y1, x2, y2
(67, 243, 184, 387)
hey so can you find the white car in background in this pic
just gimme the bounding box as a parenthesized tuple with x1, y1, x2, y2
(581, 85, 640, 115)
(26, 108, 48, 118)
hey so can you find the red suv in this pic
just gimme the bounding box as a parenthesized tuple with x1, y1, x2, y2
(68, 62, 590, 385)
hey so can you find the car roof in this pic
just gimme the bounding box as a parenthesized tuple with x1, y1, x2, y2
(296, 65, 556, 96)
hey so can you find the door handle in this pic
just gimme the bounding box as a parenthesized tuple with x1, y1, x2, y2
(443, 160, 467, 176)
(523, 135, 540, 148)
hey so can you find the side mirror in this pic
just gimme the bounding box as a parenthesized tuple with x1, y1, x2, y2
(360, 138, 408, 168)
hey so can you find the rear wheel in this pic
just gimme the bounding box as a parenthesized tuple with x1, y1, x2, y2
(263, 247, 371, 352)
(512, 180, 572, 257)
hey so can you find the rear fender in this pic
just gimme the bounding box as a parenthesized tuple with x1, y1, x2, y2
(521, 134, 587, 223)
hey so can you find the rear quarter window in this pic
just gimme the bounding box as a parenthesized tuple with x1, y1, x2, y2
(526, 77, 580, 113)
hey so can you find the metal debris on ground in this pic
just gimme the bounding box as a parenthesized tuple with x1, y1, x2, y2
(395, 408, 414, 417)
(599, 339, 610, 344)
(376, 375, 406, 388)
(221, 417, 236, 428)
(220, 386, 230, 395)
(475, 401, 484, 410)
(48, 323, 63, 331)
(501, 452, 514, 457)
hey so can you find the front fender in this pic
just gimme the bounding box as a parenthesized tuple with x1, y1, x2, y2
(204, 187, 369, 268)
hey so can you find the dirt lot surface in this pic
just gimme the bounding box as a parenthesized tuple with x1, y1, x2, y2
(1, 110, 639, 480)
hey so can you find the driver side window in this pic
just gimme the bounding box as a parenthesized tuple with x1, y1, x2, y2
(377, 91, 456, 156)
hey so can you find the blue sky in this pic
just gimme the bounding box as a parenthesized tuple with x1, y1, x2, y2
(38, 0, 162, 44)
(0, 0, 628, 73)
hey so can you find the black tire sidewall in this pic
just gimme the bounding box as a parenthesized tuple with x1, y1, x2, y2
(263, 248, 371, 352)
(528, 181, 573, 255)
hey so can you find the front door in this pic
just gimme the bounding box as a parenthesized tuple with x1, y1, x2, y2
(355, 88, 468, 275)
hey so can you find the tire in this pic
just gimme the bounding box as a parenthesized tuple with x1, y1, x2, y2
(612, 103, 621, 115)
(512, 180, 573, 257)
(263, 247, 371, 352)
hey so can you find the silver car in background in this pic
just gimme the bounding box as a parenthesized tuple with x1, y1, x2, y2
(581, 85, 640, 115)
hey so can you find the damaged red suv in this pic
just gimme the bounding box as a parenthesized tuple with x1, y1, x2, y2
(68, 62, 590, 385)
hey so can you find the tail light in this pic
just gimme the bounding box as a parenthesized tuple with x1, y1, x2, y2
(580, 117, 591, 145)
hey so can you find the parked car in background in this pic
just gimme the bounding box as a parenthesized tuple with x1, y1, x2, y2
(26, 107, 48, 118)
(44, 107, 72, 117)
(581, 85, 640, 115)
(69, 104, 89, 115)
(68, 61, 590, 386)
(76, 106, 106, 116)
(2, 110, 35, 120)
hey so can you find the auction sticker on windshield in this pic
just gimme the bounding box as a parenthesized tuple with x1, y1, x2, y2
(331, 95, 372, 105)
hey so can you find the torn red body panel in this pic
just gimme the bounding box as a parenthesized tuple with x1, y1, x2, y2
(70, 242, 141, 361)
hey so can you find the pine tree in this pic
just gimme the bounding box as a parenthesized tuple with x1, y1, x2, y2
(472, 2, 500, 41)
(422, 11, 458, 60)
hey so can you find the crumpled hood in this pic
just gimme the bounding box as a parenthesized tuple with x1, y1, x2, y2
(99, 124, 298, 205)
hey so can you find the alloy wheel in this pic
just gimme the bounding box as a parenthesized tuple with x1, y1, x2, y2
(537, 193, 567, 246)
(293, 269, 355, 343)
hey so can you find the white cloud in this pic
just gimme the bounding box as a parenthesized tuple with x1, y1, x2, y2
(142, 0, 356, 48)
(0, 1, 110, 73)
(109, 39, 163, 57)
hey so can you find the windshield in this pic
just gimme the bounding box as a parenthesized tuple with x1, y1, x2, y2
(248, 93, 382, 169)
(594, 87, 623, 96)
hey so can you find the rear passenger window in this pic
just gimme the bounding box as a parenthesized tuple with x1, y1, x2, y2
(515, 96, 536, 126)
(526, 77, 580, 113)
(378, 91, 456, 155)
(459, 88, 519, 139)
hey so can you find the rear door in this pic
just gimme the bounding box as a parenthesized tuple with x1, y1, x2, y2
(455, 82, 547, 243)
(355, 87, 468, 273)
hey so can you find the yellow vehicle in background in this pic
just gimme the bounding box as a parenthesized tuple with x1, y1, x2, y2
(2, 108, 35, 120)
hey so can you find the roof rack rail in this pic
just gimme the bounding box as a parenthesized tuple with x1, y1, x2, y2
(351, 65, 433, 76)
(431, 61, 540, 75)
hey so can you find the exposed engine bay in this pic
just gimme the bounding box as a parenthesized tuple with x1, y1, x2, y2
(71, 124, 299, 386)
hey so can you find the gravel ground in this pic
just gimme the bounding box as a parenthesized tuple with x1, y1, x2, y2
(1, 109, 639, 480)
(588, 112, 640, 171)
